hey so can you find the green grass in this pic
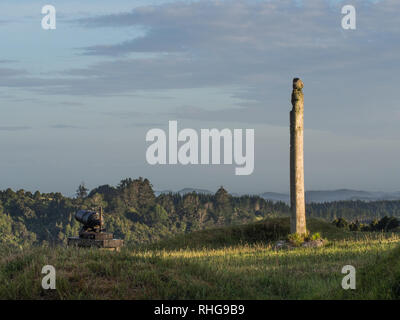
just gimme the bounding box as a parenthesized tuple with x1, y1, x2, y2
(0, 217, 399, 299)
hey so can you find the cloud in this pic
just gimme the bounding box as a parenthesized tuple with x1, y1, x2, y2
(76, 0, 399, 56)
(58, 101, 85, 106)
(127, 121, 166, 128)
(3, 1, 399, 94)
(49, 124, 83, 129)
(60, 0, 399, 97)
(0, 126, 31, 131)
(0, 59, 18, 64)
(1, 0, 399, 193)
(0, 67, 28, 77)
(1, 0, 399, 135)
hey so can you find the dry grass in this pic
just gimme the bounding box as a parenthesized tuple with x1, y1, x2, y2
(0, 218, 399, 299)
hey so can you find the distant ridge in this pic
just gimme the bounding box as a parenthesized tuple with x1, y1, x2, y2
(155, 188, 240, 197)
(178, 188, 213, 195)
(259, 192, 289, 203)
(260, 189, 400, 204)
(155, 188, 213, 196)
(156, 188, 400, 203)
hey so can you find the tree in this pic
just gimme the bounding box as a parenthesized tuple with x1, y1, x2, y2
(215, 186, 232, 213)
(374, 216, 399, 231)
(349, 220, 361, 231)
(76, 182, 88, 199)
(332, 217, 349, 229)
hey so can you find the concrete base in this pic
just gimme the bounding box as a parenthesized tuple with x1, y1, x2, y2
(67, 237, 124, 251)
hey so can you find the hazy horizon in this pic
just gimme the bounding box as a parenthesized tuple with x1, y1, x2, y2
(4, 181, 400, 199)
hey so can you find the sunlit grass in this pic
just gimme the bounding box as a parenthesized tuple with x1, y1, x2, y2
(0, 218, 399, 300)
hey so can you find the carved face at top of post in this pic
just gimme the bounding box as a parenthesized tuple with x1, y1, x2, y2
(291, 78, 304, 108)
(293, 78, 304, 90)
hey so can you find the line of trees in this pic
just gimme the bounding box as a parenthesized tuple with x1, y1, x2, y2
(306, 200, 400, 222)
(1, 177, 400, 248)
(0, 178, 288, 247)
(332, 216, 399, 232)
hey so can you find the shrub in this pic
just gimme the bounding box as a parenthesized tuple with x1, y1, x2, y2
(332, 218, 349, 229)
(374, 216, 399, 232)
(349, 220, 362, 231)
(310, 232, 321, 241)
(287, 232, 305, 247)
(287, 231, 322, 246)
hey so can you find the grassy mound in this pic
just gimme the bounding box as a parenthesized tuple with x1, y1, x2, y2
(147, 217, 290, 250)
(146, 217, 351, 250)
(0, 217, 399, 299)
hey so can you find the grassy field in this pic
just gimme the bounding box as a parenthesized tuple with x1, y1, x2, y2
(0, 217, 399, 299)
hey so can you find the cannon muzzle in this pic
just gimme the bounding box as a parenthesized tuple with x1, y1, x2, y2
(75, 210, 103, 229)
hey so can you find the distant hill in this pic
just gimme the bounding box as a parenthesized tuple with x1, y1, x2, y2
(156, 188, 400, 204)
(177, 188, 213, 195)
(259, 192, 289, 203)
(259, 189, 400, 204)
(307, 189, 379, 203)
(154, 190, 174, 196)
(156, 188, 241, 197)
(155, 188, 214, 196)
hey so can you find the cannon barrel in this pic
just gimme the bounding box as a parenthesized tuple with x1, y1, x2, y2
(75, 210, 102, 228)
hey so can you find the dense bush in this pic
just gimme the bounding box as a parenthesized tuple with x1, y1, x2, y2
(2, 176, 400, 248)
(0, 178, 289, 247)
(332, 216, 399, 232)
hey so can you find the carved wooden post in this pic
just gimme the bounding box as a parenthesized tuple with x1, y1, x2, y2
(290, 78, 306, 234)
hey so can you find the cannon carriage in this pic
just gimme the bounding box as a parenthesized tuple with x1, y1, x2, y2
(67, 207, 123, 251)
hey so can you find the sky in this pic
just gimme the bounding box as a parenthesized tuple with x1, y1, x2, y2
(0, 0, 399, 195)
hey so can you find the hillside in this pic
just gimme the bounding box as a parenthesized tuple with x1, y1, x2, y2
(0, 178, 289, 248)
(1, 217, 399, 300)
(2, 177, 400, 250)
(145, 217, 350, 250)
